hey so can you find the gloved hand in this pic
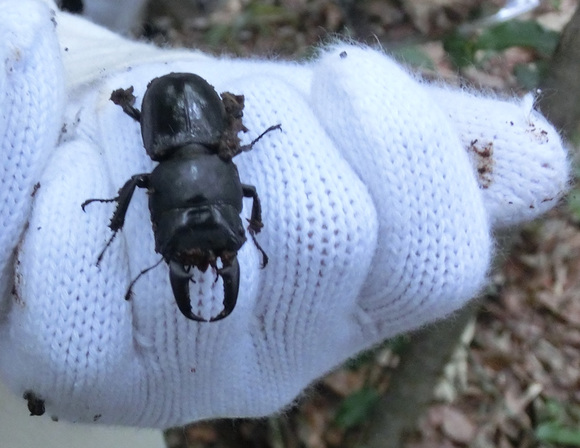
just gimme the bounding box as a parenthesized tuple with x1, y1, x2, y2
(0, 0, 568, 428)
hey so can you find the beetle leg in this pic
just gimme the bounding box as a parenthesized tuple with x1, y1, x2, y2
(241, 184, 263, 233)
(124, 257, 164, 301)
(250, 233, 268, 268)
(107, 174, 150, 232)
(211, 257, 240, 322)
(110, 86, 141, 122)
(81, 197, 116, 210)
(82, 174, 150, 265)
(239, 124, 282, 152)
(95, 232, 118, 266)
(241, 184, 268, 268)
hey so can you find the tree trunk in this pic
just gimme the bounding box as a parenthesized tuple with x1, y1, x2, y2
(360, 228, 516, 448)
(536, 4, 580, 140)
(362, 301, 479, 448)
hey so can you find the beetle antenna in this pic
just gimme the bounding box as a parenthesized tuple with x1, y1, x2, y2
(241, 124, 282, 152)
(124, 257, 165, 301)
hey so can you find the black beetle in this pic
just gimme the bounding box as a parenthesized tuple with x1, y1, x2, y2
(82, 73, 280, 321)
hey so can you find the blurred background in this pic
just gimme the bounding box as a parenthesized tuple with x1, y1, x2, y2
(53, 1, 580, 447)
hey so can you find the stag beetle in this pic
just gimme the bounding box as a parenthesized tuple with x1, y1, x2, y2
(82, 73, 280, 322)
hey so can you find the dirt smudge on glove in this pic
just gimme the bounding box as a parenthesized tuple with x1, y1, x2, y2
(468, 139, 494, 189)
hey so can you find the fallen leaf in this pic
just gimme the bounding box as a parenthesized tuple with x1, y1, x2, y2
(440, 405, 476, 443)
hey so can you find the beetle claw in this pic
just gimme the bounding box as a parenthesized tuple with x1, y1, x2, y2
(169, 261, 206, 322)
(169, 259, 240, 322)
(211, 257, 240, 321)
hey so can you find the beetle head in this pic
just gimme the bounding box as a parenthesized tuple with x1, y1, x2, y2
(140, 73, 227, 161)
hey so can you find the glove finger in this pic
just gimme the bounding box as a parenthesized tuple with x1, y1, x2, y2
(425, 86, 570, 228)
(0, 138, 146, 425)
(0, 0, 64, 294)
(310, 45, 491, 341)
(229, 74, 379, 385)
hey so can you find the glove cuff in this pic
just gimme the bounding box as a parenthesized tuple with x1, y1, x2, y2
(54, 9, 210, 91)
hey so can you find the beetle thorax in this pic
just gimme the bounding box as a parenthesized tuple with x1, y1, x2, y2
(140, 73, 227, 161)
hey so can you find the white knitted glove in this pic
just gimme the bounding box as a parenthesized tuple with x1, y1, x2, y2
(0, 0, 569, 428)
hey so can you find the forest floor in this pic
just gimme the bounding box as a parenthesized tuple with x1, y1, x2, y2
(144, 1, 580, 447)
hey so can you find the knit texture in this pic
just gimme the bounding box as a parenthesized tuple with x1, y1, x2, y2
(426, 86, 569, 228)
(0, 1, 64, 306)
(0, 1, 569, 428)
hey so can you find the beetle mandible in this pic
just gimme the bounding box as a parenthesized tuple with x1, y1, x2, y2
(82, 72, 281, 322)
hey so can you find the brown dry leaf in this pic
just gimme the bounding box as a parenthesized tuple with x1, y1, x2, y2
(324, 426, 344, 447)
(480, 350, 513, 372)
(299, 399, 333, 448)
(561, 298, 580, 326)
(561, 327, 580, 347)
(426, 404, 446, 427)
(534, 290, 566, 316)
(501, 287, 527, 315)
(407, 440, 457, 448)
(536, 0, 578, 30)
(502, 383, 541, 430)
(320, 2, 343, 30)
(401, 0, 479, 34)
(322, 369, 366, 397)
(440, 405, 476, 444)
(534, 338, 565, 372)
(184, 422, 218, 443)
(497, 433, 513, 448)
